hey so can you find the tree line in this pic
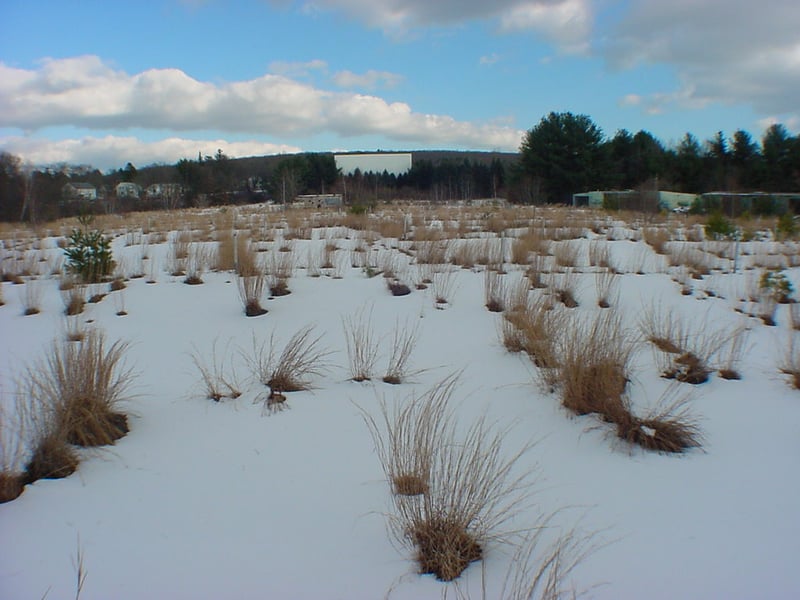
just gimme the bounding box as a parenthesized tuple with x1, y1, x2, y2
(1, 112, 798, 222)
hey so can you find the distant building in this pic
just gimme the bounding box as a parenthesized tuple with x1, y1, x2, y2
(62, 182, 97, 202)
(335, 153, 412, 176)
(116, 182, 142, 199)
(572, 190, 697, 212)
(295, 194, 343, 208)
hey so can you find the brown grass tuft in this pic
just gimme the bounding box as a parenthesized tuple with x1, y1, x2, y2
(343, 306, 381, 382)
(383, 318, 420, 385)
(613, 393, 702, 453)
(26, 329, 134, 448)
(362, 375, 539, 582)
(556, 311, 634, 419)
(248, 325, 332, 403)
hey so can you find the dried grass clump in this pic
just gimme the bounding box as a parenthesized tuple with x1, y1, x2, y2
(189, 339, 242, 402)
(20, 279, 43, 316)
(60, 279, 86, 316)
(343, 306, 381, 382)
(613, 393, 702, 454)
(553, 241, 580, 269)
(360, 376, 538, 582)
(594, 268, 618, 308)
(267, 248, 295, 296)
(641, 304, 726, 385)
(503, 296, 563, 386)
(718, 326, 750, 380)
(643, 227, 671, 254)
(484, 269, 507, 312)
(432, 268, 457, 308)
(779, 334, 800, 389)
(26, 329, 134, 448)
(383, 318, 421, 384)
(0, 391, 27, 503)
(247, 325, 332, 409)
(549, 268, 579, 308)
(557, 311, 634, 419)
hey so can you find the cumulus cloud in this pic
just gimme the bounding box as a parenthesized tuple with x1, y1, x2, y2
(331, 69, 403, 89)
(606, 0, 800, 125)
(0, 56, 524, 163)
(0, 135, 302, 171)
(273, 1, 592, 50)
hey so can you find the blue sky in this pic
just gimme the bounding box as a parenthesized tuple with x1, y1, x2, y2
(1, 0, 798, 170)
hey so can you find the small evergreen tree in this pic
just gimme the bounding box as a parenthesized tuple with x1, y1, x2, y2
(64, 214, 115, 283)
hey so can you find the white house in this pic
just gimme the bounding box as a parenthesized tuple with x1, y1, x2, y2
(62, 182, 97, 202)
(116, 182, 142, 199)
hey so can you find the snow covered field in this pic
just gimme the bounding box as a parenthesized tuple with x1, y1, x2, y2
(1, 206, 799, 599)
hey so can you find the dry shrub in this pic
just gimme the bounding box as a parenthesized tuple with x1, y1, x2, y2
(214, 228, 237, 271)
(416, 239, 450, 265)
(26, 329, 134, 448)
(189, 339, 242, 402)
(247, 325, 332, 404)
(383, 318, 421, 384)
(639, 302, 689, 355)
(361, 376, 538, 582)
(557, 311, 634, 419)
(790, 303, 800, 331)
(450, 239, 479, 269)
(343, 306, 381, 382)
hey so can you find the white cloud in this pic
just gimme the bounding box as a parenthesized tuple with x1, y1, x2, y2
(331, 69, 403, 89)
(274, 1, 592, 51)
(606, 0, 800, 127)
(0, 56, 524, 165)
(0, 135, 302, 170)
(268, 59, 328, 78)
(479, 53, 501, 66)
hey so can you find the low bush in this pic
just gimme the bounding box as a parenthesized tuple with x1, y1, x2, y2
(64, 215, 115, 283)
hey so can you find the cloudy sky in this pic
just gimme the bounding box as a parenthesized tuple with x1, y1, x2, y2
(1, 0, 798, 170)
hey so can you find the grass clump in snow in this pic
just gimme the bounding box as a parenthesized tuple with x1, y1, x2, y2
(235, 240, 267, 317)
(556, 310, 634, 420)
(640, 303, 726, 385)
(383, 318, 420, 385)
(247, 325, 332, 411)
(613, 391, 703, 454)
(189, 338, 242, 402)
(343, 305, 381, 382)
(0, 389, 27, 503)
(25, 329, 134, 449)
(361, 375, 538, 582)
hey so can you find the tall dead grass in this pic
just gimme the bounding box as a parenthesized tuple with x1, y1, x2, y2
(25, 329, 134, 448)
(343, 306, 381, 382)
(556, 310, 634, 419)
(247, 325, 332, 411)
(361, 376, 539, 582)
(383, 318, 421, 385)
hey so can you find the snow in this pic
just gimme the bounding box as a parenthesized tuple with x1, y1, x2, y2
(1, 209, 799, 599)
